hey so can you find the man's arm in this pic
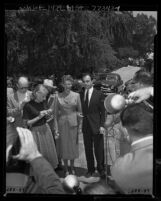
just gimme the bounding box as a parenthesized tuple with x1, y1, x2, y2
(7, 96, 21, 116)
(128, 87, 153, 103)
(30, 157, 64, 194)
(99, 92, 105, 127)
(12, 127, 64, 194)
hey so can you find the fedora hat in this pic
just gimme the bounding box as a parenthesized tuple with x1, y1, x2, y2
(43, 79, 56, 89)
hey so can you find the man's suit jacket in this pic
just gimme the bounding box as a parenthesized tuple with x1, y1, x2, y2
(7, 90, 32, 127)
(7, 90, 32, 146)
(80, 88, 105, 135)
(111, 137, 153, 194)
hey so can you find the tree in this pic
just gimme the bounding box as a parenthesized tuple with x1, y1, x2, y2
(5, 10, 156, 78)
(132, 13, 157, 56)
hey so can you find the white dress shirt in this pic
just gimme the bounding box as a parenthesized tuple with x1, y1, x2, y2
(84, 87, 94, 106)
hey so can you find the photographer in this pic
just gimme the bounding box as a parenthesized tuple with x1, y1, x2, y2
(111, 103, 153, 194)
(6, 127, 64, 194)
(128, 87, 153, 103)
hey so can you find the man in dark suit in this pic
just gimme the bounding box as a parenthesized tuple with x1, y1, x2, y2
(80, 73, 105, 178)
(111, 103, 153, 194)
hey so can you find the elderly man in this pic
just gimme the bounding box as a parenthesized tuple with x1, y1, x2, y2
(7, 76, 32, 128)
(80, 73, 105, 178)
(7, 76, 32, 159)
(111, 103, 153, 194)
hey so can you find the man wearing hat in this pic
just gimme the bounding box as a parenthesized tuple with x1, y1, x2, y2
(43, 79, 63, 170)
(43, 79, 57, 136)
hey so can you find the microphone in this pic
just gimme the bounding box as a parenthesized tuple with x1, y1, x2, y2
(104, 93, 153, 115)
(104, 93, 134, 114)
(62, 175, 82, 194)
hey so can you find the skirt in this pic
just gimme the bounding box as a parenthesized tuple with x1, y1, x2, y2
(31, 123, 58, 169)
(56, 120, 79, 160)
(24, 124, 58, 193)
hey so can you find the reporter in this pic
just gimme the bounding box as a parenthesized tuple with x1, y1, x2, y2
(11, 127, 64, 194)
(111, 104, 153, 194)
(128, 87, 153, 103)
(7, 76, 32, 173)
(22, 84, 58, 170)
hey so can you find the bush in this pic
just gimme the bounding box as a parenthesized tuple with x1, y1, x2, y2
(118, 47, 139, 59)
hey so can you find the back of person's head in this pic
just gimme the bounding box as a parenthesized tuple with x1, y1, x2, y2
(133, 70, 153, 86)
(120, 103, 153, 138)
(83, 181, 116, 195)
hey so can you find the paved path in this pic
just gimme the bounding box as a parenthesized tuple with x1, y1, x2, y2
(112, 65, 141, 83)
(75, 133, 87, 169)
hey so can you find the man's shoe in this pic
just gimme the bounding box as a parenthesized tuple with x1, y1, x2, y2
(55, 163, 63, 171)
(99, 170, 106, 179)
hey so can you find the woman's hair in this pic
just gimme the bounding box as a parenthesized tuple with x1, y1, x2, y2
(61, 75, 74, 84)
(32, 84, 48, 99)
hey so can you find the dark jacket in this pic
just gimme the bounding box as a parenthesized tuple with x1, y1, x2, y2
(80, 88, 105, 135)
(111, 136, 153, 194)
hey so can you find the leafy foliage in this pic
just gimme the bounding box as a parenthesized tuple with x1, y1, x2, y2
(5, 10, 157, 79)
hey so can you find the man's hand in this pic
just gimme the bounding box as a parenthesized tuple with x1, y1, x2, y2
(12, 127, 42, 162)
(128, 87, 153, 103)
(99, 127, 105, 135)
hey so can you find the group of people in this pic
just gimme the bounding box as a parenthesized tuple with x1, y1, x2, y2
(6, 69, 153, 194)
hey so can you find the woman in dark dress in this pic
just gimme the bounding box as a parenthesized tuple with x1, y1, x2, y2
(23, 84, 58, 170)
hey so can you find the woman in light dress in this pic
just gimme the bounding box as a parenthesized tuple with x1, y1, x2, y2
(54, 75, 82, 176)
(104, 112, 130, 175)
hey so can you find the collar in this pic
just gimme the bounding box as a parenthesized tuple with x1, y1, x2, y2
(85, 86, 93, 93)
(131, 135, 153, 146)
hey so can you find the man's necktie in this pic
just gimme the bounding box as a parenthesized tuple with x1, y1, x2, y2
(85, 89, 89, 107)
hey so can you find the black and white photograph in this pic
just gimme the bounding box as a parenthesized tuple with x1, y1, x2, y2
(4, 4, 158, 198)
